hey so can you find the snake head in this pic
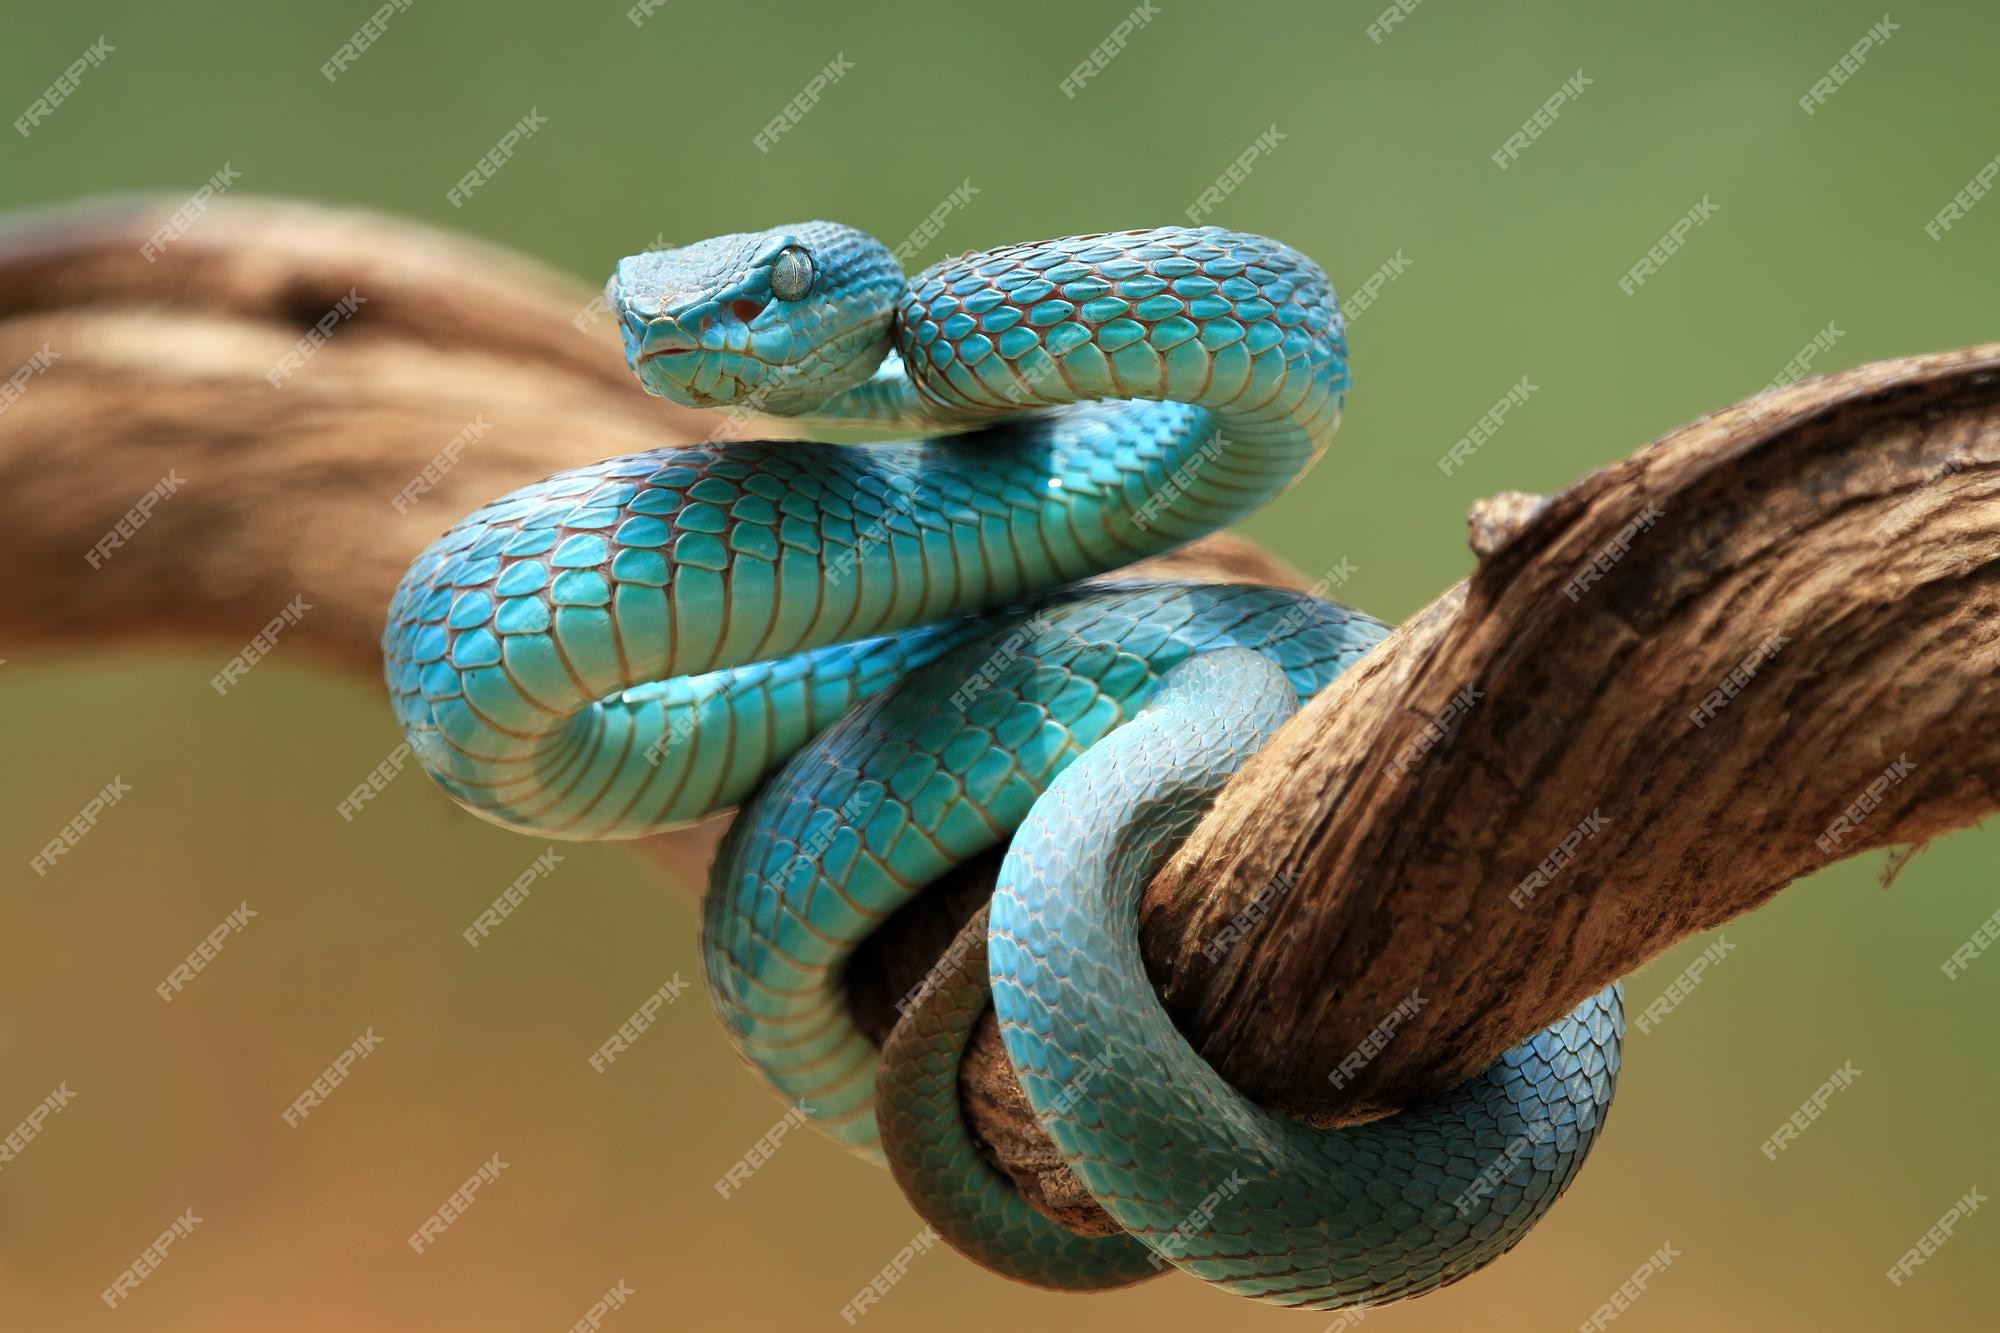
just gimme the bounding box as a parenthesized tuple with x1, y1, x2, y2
(607, 221, 902, 414)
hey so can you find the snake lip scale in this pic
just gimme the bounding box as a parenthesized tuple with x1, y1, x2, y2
(384, 219, 1622, 1310)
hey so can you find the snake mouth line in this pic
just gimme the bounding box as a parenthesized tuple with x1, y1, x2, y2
(637, 346, 702, 365)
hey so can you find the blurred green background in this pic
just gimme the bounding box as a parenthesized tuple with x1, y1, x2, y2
(4, 0, 1997, 1328)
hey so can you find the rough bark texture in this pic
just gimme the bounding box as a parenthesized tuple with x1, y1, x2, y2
(1127, 346, 2000, 1124)
(962, 345, 2000, 1223)
(10, 198, 1996, 1241)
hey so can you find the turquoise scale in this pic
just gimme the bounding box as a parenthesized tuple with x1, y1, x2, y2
(383, 222, 1622, 1310)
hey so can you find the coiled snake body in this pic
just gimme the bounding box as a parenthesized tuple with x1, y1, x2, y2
(384, 222, 1621, 1309)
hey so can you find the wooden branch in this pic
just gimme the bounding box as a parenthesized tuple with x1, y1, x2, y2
(15, 199, 1995, 1242)
(0, 196, 735, 881)
(0, 193, 1299, 938)
(964, 344, 2000, 1226)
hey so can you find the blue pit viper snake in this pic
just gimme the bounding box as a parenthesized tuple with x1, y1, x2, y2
(383, 221, 1623, 1310)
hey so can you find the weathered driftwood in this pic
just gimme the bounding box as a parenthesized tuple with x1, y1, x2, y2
(8, 199, 1994, 1236)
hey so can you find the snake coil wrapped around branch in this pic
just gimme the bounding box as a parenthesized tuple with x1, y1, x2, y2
(5, 197, 1995, 1277)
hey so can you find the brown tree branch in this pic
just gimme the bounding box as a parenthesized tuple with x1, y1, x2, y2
(0, 196, 677, 672)
(0, 197, 741, 879)
(0, 193, 1298, 947)
(965, 343, 2000, 1225)
(14, 199, 1994, 1243)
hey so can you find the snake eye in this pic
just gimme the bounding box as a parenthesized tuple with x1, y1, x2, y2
(770, 245, 816, 301)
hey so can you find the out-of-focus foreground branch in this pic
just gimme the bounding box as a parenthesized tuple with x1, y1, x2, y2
(0, 195, 1298, 918)
(0, 198, 742, 875)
